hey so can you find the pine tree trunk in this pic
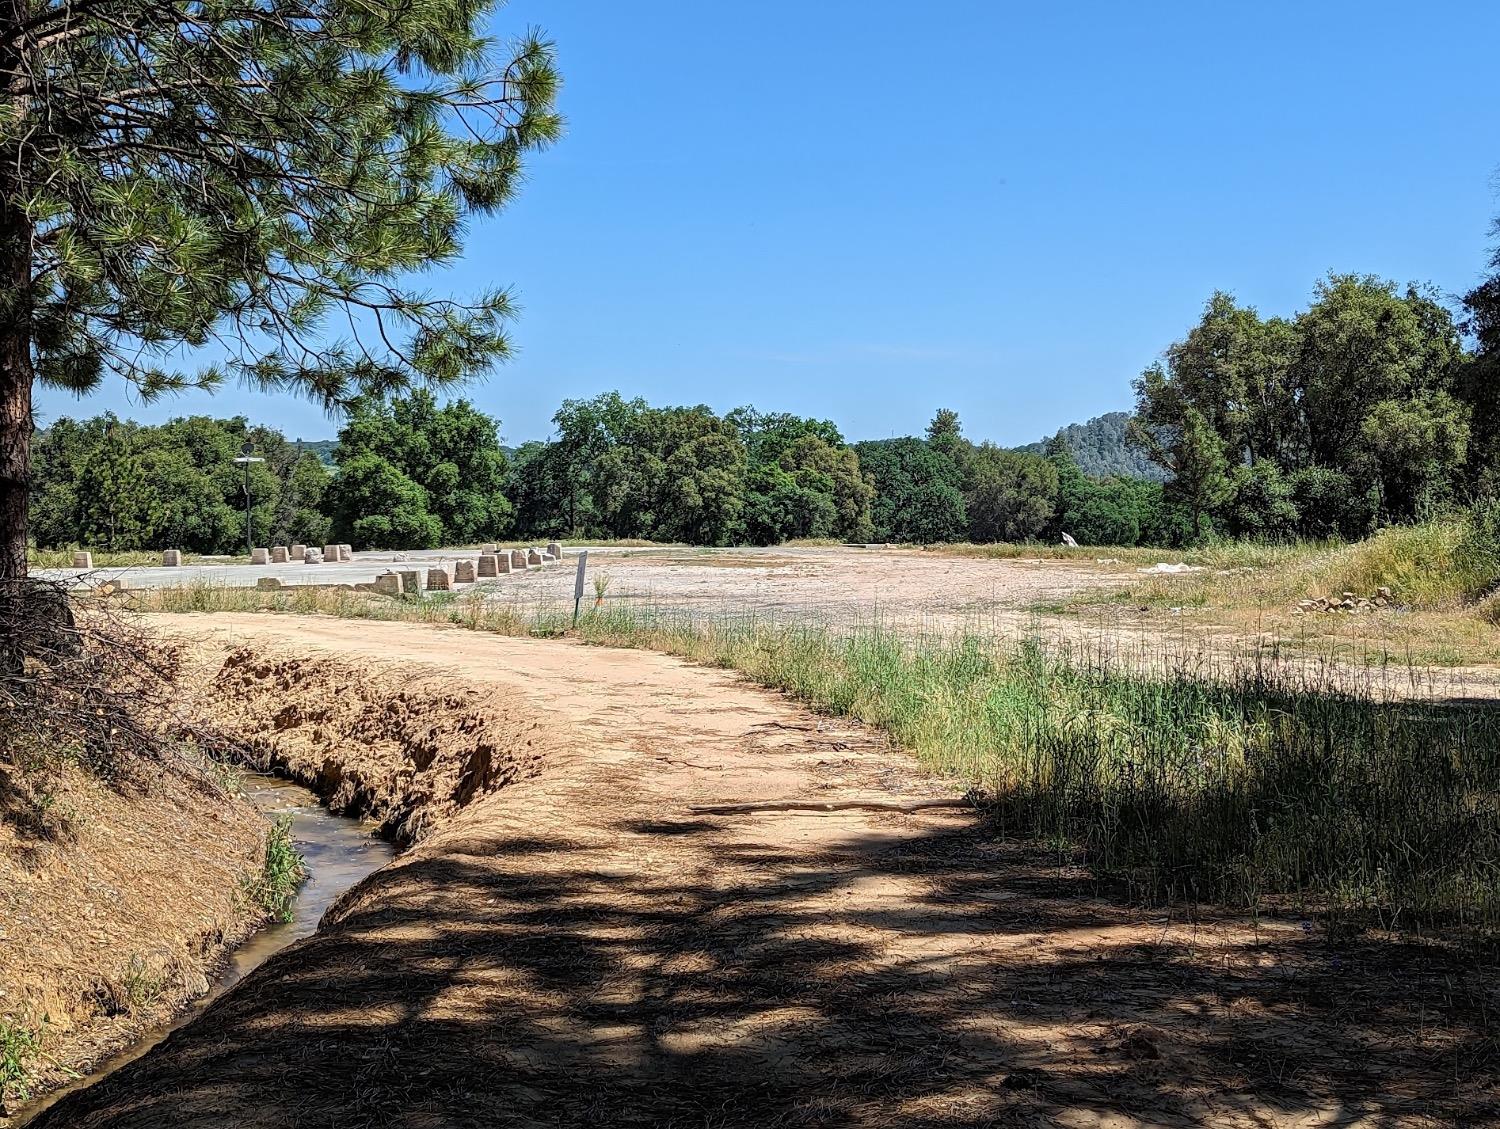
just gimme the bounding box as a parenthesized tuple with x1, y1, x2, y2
(0, 8, 32, 586)
(0, 203, 31, 587)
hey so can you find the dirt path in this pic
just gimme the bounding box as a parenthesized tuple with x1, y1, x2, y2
(33, 614, 1498, 1128)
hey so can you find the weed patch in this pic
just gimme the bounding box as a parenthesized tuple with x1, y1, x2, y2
(242, 815, 306, 923)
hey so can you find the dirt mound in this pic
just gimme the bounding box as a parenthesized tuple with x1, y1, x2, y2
(204, 648, 557, 844)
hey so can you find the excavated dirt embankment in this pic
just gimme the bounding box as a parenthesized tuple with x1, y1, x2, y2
(205, 648, 555, 845)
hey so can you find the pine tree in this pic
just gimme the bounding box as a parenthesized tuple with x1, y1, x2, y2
(0, 2, 561, 582)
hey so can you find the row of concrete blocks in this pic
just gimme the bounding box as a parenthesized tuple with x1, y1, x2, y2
(250, 544, 352, 565)
(70, 545, 353, 569)
(371, 544, 566, 596)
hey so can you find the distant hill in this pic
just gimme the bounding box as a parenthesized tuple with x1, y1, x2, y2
(292, 438, 339, 466)
(1019, 411, 1168, 482)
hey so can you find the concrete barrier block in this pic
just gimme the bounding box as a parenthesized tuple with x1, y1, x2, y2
(481, 543, 499, 554)
(510, 549, 527, 571)
(547, 542, 562, 559)
(162, 549, 182, 567)
(427, 566, 453, 591)
(304, 548, 323, 564)
(339, 544, 352, 561)
(72, 551, 93, 569)
(373, 572, 403, 596)
(497, 553, 512, 574)
(527, 548, 543, 567)
(251, 547, 270, 565)
(322, 544, 340, 562)
(454, 560, 476, 583)
(290, 543, 306, 561)
(271, 545, 289, 563)
(398, 569, 422, 593)
(477, 553, 499, 578)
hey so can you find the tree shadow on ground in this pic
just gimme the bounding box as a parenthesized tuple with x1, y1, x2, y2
(30, 809, 1500, 1129)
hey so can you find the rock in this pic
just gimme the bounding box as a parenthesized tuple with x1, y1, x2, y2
(1374, 595, 1388, 607)
(454, 560, 476, 583)
(1377, 586, 1393, 601)
(1342, 591, 1356, 600)
(426, 566, 452, 591)
(290, 543, 306, 561)
(303, 548, 323, 564)
(1061, 532, 1079, 548)
(162, 549, 182, 567)
(72, 551, 93, 569)
(372, 572, 403, 596)
(271, 545, 289, 563)
(250, 547, 270, 565)
(256, 577, 282, 590)
(477, 553, 499, 578)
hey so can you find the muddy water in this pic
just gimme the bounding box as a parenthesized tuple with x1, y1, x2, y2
(16, 773, 394, 1125)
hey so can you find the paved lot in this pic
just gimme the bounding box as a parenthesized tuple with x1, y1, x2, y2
(37, 545, 651, 592)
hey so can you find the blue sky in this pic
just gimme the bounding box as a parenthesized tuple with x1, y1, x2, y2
(35, 0, 1500, 447)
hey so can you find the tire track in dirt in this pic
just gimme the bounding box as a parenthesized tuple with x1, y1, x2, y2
(32, 614, 1499, 1128)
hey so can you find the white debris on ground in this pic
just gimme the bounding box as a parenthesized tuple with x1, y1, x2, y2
(1136, 562, 1206, 575)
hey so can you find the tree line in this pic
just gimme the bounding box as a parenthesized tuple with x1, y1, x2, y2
(32, 219, 1500, 555)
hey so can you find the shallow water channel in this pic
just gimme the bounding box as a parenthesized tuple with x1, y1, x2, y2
(18, 773, 395, 1124)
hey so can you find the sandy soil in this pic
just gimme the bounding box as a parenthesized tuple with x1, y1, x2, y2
(0, 751, 265, 1117)
(473, 546, 1130, 635)
(28, 613, 1498, 1128)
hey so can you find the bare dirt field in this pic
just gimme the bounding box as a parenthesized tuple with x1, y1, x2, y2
(31, 614, 1499, 1128)
(490, 546, 1135, 633)
(490, 545, 1500, 697)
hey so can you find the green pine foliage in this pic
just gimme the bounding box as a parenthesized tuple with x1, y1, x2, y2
(1, 1, 561, 577)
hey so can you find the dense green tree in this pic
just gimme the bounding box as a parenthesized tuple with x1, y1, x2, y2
(0, 2, 560, 582)
(1048, 440, 1145, 546)
(325, 453, 443, 550)
(965, 446, 1057, 542)
(1294, 275, 1466, 474)
(333, 392, 512, 544)
(272, 453, 334, 549)
(1460, 215, 1500, 494)
(727, 407, 844, 465)
(1222, 462, 1300, 541)
(854, 438, 967, 543)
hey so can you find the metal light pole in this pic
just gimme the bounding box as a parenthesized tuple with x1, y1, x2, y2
(233, 441, 265, 558)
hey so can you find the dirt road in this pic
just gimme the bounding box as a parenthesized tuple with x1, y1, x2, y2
(35, 614, 1498, 1127)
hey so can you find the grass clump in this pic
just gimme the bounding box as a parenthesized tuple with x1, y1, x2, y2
(0, 1017, 41, 1104)
(244, 815, 306, 923)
